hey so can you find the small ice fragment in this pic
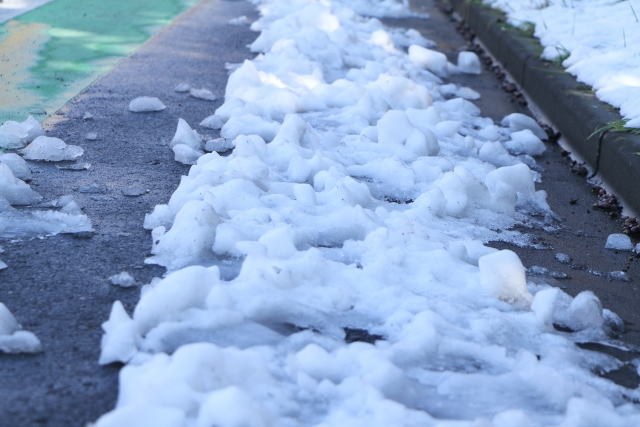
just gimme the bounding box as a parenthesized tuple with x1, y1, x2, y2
(608, 271, 631, 282)
(527, 266, 549, 276)
(605, 233, 633, 251)
(190, 88, 217, 101)
(200, 115, 224, 129)
(173, 144, 203, 165)
(0, 133, 23, 149)
(0, 153, 32, 181)
(205, 138, 234, 152)
(83, 112, 94, 121)
(109, 271, 136, 287)
(0, 303, 42, 354)
(85, 132, 98, 140)
(457, 51, 481, 74)
(408, 45, 448, 77)
(0, 163, 41, 205)
(99, 301, 138, 364)
(555, 253, 571, 264)
(78, 182, 107, 193)
(29, 109, 46, 115)
(174, 82, 190, 93)
(228, 15, 250, 26)
(21, 136, 83, 161)
(128, 97, 166, 113)
(170, 118, 203, 150)
(57, 163, 91, 171)
(501, 113, 547, 140)
(122, 186, 147, 197)
(0, 259, 6, 270)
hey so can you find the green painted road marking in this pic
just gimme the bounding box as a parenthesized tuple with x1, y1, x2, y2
(0, 0, 198, 123)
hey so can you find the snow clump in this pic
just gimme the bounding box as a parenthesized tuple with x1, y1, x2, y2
(457, 51, 481, 75)
(128, 97, 166, 112)
(109, 271, 136, 287)
(0, 303, 42, 354)
(189, 88, 217, 101)
(605, 233, 634, 251)
(0, 115, 45, 149)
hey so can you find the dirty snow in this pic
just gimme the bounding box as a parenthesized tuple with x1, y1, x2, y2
(486, 0, 640, 128)
(95, 0, 640, 426)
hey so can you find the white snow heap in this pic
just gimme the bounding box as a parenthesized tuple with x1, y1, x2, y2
(605, 233, 634, 251)
(504, 129, 546, 156)
(96, 0, 640, 425)
(457, 51, 481, 75)
(0, 115, 45, 149)
(128, 97, 166, 113)
(189, 88, 217, 101)
(0, 303, 42, 354)
(21, 136, 84, 161)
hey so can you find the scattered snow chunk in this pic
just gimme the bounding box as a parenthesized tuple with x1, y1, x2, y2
(173, 144, 203, 165)
(457, 51, 481, 75)
(479, 250, 532, 303)
(21, 136, 83, 161)
(109, 271, 136, 287)
(122, 186, 147, 197)
(503, 129, 546, 156)
(200, 114, 225, 130)
(0, 303, 42, 354)
(608, 271, 631, 282)
(205, 138, 234, 153)
(85, 132, 98, 141)
(190, 88, 217, 101)
(605, 233, 633, 251)
(228, 16, 250, 26)
(99, 301, 139, 364)
(0, 153, 31, 181)
(555, 253, 571, 264)
(83, 112, 93, 120)
(174, 82, 190, 93)
(501, 113, 547, 140)
(170, 118, 203, 151)
(129, 97, 166, 113)
(0, 163, 41, 205)
(408, 45, 448, 77)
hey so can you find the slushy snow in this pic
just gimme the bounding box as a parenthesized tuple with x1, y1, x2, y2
(96, 0, 640, 426)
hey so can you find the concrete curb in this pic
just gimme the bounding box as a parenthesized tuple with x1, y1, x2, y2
(448, 0, 640, 214)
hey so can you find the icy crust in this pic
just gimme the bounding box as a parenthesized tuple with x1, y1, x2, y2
(485, 0, 640, 128)
(98, 0, 640, 425)
(0, 303, 42, 354)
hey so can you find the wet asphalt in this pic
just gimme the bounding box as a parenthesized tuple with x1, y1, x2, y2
(1, 0, 640, 426)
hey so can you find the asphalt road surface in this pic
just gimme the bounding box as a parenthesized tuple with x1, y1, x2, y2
(1, 0, 640, 426)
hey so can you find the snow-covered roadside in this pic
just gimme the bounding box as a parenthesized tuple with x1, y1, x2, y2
(485, 0, 640, 128)
(96, 0, 640, 425)
(0, 0, 55, 24)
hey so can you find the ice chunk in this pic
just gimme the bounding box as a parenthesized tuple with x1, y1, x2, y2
(408, 45, 448, 77)
(190, 88, 217, 101)
(0, 163, 41, 205)
(608, 271, 631, 282)
(503, 129, 546, 156)
(605, 233, 633, 251)
(566, 291, 603, 330)
(174, 82, 190, 93)
(228, 16, 250, 26)
(122, 186, 147, 197)
(85, 132, 98, 141)
(478, 250, 532, 303)
(0, 303, 42, 354)
(0, 116, 44, 147)
(99, 301, 139, 365)
(0, 153, 31, 181)
(0, 133, 23, 149)
(21, 136, 83, 161)
(129, 97, 166, 113)
(83, 112, 94, 120)
(170, 118, 203, 151)
(457, 51, 481, 75)
(109, 271, 136, 287)
(555, 253, 571, 264)
(0, 259, 6, 270)
(173, 144, 203, 165)
(485, 164, 535, 202)
(501, 113, 547, 140)
(200, 114, 225, 130)
(205, 138, 234, 153)
(221, 114, 281, 143)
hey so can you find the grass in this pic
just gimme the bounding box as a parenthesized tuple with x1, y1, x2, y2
(589, 119, 640, 139)
(552, 45, 570, 66)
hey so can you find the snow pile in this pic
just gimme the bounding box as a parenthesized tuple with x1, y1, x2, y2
(0, 303, 42, 354)
(129, 97, 166, 113)
(97, 0, 640, 425)
(605, 233, 633, 251)
(0, 115, 45, 149)
(485, 0, 640, 128)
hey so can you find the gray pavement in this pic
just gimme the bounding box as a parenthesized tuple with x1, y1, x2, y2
(1, 0, 640, 426)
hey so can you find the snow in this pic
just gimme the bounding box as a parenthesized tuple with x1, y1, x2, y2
(21, 136, 84, 161)
(96, 0, 640, 425)
(457, 51, 481, 75)
(129, 97, 166, 113)
(0, 303, 42, 354)
(605, 233, 633, 251)
(189, 88, 217, 101)
(0, 152, 32, 181)
(485, 0, 640, 128)
(110, 271, 137, 288)
(174, 82, 191, 93)
(199, 115, 225, 130)
(229, 15, 250, 26)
